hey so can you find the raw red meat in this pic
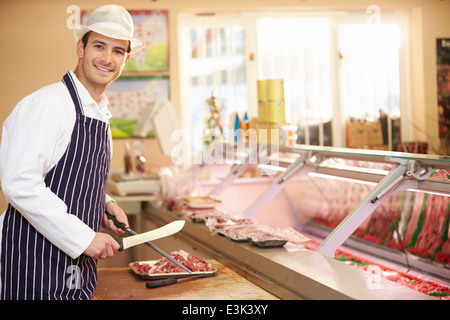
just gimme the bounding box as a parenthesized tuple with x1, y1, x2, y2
(404, 192, 425, 246)
(133, 250, 214, 274)
(335, 250, 450, 299)
(404, 193, 450, 262)
(414, 195, 449, 256)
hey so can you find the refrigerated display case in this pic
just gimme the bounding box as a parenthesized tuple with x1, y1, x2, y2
(251, 145, 450, 263)
(145, 143, 450, 299)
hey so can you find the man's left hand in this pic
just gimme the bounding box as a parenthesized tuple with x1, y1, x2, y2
(103, 201, 129, 235)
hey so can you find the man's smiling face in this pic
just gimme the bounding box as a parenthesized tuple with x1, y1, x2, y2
(76, 31, 130, 92)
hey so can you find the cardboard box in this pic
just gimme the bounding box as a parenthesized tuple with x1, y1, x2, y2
(346, 121, 368, 148)
(366, 121, 384, 147)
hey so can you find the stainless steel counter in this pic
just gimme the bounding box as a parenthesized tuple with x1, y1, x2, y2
(143, 201, 435, 300)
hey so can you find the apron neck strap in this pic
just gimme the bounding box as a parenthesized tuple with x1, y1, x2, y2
(62, 72, 84, 116)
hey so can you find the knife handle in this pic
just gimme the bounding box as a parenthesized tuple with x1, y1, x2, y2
(115, 238, 124, 252)
(105, 212, 128, 231)
(146, 278, 177, 288)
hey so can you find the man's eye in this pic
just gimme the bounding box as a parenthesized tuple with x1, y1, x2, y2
(94, 44, 103, 49)
(114, 50, 125, 55)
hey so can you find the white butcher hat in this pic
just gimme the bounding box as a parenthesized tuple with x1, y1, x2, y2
(73, 4, 146, 55)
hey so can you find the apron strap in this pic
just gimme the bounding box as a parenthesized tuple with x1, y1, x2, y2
(62, 72, 84, 116)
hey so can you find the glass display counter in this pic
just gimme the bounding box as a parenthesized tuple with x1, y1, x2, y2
(199, 143, 450, 283)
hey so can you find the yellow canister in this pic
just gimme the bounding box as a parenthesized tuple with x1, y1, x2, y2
(258, 101, 268, 122)
(257, 80, 267, 101)
(265, 100, 285, 123)
(266, 79, 284, 101)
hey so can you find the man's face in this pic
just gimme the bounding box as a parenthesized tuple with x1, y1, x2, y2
(77, 32, 130, 88)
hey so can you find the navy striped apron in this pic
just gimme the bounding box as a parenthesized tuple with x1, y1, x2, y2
(0, 72, 111, 300)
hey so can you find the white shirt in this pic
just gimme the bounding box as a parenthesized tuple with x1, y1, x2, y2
(0, 71, 114, 259)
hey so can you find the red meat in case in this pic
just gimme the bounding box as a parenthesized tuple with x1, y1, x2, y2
(405, 193, 450, 262)
(415, 195, 449, 252)
(404, 192, 425, 246)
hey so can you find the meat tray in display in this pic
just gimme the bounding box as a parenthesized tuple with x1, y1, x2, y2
(168, 196, 312, 247)
(178, 195, 221, 208)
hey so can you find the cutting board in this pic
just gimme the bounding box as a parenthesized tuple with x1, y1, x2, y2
(91, 260, 279, 300)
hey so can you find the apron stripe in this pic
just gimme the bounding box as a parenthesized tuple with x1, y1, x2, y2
(1, 72, 110, 299)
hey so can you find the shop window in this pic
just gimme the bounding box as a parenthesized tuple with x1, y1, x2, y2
(178, 10, 410, 158)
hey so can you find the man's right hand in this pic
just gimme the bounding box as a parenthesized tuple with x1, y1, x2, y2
(83, 232, 120, 260)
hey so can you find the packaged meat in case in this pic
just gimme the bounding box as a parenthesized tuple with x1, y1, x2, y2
(178, 195, 222, 208)
(205, 216, 253, 235)
(205, 214, 312, 248)
(250, 229, 288, 247)
(183, 208, 240, 223)
(250, 226, 312, 248)
(271, 227, 312, 244)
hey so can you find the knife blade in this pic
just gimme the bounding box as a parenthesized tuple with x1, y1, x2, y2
(106, 213, 192, 273)
(115, 220, 185, 251)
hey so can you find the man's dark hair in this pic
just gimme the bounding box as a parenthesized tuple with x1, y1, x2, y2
(81, 31, 131, 53)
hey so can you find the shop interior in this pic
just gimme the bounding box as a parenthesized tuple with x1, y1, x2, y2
(0, 0, 450, 300)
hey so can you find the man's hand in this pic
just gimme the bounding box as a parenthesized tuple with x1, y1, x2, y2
(83, 202, 129, 260)
(103, 201, 129, 235)
(83, 232, 120, 260)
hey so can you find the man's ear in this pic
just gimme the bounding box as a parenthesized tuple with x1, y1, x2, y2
(124, 53, 130, 65)
(76, 39, 85, 59)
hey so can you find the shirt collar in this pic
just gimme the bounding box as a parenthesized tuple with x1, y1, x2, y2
(68, 70, 110, 113)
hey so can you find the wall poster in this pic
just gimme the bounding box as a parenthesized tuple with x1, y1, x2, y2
(121, 10, 169, 74)
(107, 75, 170, 138)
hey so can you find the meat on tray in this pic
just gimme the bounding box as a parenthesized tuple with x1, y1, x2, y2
(179, 195, 221, 204)
(182, 208, 236, 223)
(132, 250, 214, 274)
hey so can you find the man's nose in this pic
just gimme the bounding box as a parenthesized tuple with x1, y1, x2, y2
(100, 49, 113, 64)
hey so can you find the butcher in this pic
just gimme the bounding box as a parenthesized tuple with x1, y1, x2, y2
(0, 5, 145, 299)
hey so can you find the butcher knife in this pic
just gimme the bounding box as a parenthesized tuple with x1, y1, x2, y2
(145, 275, 206, 288)
(114, 219, 185, 251)
(106, 213, 192, 273)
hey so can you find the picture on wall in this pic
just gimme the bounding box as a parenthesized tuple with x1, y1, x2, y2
(122, 10, 169, 73)
(437, 38, 450, 155)
(106, 75, 170, 138)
